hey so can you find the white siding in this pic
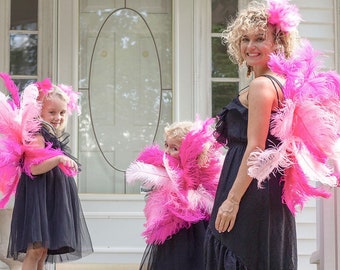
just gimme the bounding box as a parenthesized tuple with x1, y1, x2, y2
(296, 199, 318, 270)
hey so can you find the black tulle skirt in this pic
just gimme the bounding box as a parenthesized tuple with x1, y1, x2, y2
(140, 220, 208, 270)
(7, 167, 93, 264)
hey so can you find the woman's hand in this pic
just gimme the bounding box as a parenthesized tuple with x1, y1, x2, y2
(215, 197, 239, 233)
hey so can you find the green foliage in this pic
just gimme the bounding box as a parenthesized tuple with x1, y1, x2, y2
(212, 82, 239, 117)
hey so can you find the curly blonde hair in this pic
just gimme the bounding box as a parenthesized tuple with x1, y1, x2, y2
(38, 85, 70, 105)
(221, 1, 299, 74)
(164, 121, 215, 167)
(164, 121, 193, 142)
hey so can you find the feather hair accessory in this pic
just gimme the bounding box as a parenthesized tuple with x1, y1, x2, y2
(35, 78, 81, 115)
(267, 0, 302, 33)
(58, 84, 81, 115)
(247, 40, 340, 214)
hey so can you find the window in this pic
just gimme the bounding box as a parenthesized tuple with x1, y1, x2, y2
(211, 0, 239, 117)
(9, 0, 38, 90)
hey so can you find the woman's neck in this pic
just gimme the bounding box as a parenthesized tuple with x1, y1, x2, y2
(252, 66, 271, 78)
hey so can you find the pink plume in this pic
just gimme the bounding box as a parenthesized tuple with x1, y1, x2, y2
(0, 73, 20, 108)
(248, 40, 340, 213)
(20, 84, 42, 143)
(295, 143, 338, 186)
(35, 78, 52, 94)
(272, 99, 338, 160)
(0, 140, 22, 208)
(267, 0, 302, 33)
(0, 168, 20, 208)
(247, 146, 291, 186)
(136, 144, 164, 166)
(23, 143, 77, 178)
(126, 161, 169, 188)
(282, 162, 331, 215)
(180, 117, 222, 191)
(58, 84, 81, 115)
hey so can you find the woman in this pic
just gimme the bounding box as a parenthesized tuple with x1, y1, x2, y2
(204, 1, 300, 269)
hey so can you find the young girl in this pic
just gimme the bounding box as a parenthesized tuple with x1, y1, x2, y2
(0, 76, 93, 270)
(126, 118, 223, 270)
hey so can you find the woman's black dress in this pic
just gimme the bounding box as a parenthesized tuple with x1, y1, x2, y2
(7, 126, 93, 264)
(204, 94, 297, 270)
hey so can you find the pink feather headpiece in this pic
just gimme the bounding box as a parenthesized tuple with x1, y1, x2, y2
(35, 78, 81, 115)
(267, 0, 302, 33)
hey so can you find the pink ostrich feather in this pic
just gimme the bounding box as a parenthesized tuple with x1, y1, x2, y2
(58, 84, 81, 115)
(0, 72, 20, 108)
(267, 0, 302, 33)
(126, 161, 170, 189)
(272, 99, 338, 160)
(179, 117, 222, 192)
(126, 117, 223, 244)
(136, 144, 165, 166)
(282, 158, 331, 215)
(20, 84, 42, 143)
(35, 77, 52, 94)
(248, 40, 340, 213)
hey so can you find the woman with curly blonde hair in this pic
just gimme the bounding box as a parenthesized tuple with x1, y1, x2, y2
(204, 1, 301, 269)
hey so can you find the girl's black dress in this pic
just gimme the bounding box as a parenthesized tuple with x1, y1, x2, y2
(140, 220, 208, 270)
(205, 83, 297, 270)
(7, 125, 93, 264)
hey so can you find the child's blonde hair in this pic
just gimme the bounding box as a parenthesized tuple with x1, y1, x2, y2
(164, 121, 213, 167)
(39, 85, 70, 105)
(164, 121, 194, 143)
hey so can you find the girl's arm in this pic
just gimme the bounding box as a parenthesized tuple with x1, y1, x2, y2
(215, 76, 281, 233)
(30, 134, 78, 175)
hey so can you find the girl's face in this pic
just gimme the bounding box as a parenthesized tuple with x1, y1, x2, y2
(240, 26, 275, 69)
(41, 96, 67, 130)
(164, 137, 181, 158)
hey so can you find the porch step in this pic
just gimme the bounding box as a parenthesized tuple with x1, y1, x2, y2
(56, 263, 139, 270)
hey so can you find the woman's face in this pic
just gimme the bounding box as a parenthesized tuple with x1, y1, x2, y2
(240, 25, 276, 69)
(164, 137, 181, 158)
(41, 96, 67, 131)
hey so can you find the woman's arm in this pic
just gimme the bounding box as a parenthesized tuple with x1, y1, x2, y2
(30, 134, 78, 175)
(215, 76, 280, 233)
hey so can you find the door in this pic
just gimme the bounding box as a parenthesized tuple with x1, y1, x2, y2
(78, 0, 173, 195)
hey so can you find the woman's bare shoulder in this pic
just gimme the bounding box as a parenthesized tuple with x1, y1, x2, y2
(248, 76, 277, 98)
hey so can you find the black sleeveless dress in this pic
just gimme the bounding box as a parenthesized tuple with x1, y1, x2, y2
(204, 77, 297, 270)
(7, 125, 93, 264)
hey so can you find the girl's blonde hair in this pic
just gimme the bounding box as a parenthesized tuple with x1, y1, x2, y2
(164, 121, 193, 142)
(221, 1, 299, 75)
(39, 85, 70, 105)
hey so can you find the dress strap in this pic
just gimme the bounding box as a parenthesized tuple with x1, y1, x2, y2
(261, 74, 283, 107)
